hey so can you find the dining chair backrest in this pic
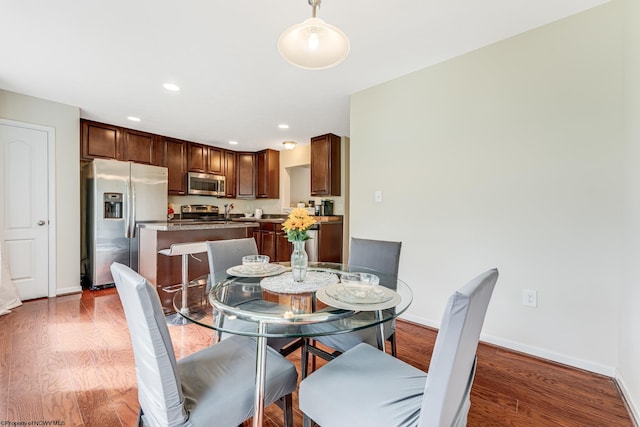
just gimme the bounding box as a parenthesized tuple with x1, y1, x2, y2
(110, 262, 188, 426)
(348, 237, 402, 289)
(418, 268, 499, 427)
(206, 238, 259, 276)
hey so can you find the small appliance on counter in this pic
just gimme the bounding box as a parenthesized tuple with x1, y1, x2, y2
(320, 199, 334, 215)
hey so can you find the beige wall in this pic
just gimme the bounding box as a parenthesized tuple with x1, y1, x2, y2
(281, 139, 350, 259)
(351, 0, 638, 416)
(0, 89, 80, 295)
(620, 0, 640, 421)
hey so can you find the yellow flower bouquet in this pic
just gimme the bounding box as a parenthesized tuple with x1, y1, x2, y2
(282, 208, 317, 241)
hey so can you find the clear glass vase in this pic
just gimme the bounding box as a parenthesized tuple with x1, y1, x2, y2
(290, 240, 308, 282)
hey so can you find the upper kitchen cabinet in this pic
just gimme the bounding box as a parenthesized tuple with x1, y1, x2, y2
(81, 120, 121, 161)
(163, 137, 188, 195)
(208, 147, 224, 175)
(224, 150, 237, 198)
(256, 149, 279, 199)
(311, 133, 341, 196)
(236, 152, 256, 199)
(188, 142, 225, 176)
(81, 119, 161, 165)
(122, 129, 162, 166)
(187, 142, 207, 173)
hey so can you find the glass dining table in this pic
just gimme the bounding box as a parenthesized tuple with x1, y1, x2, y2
(173, 261, 413, 427)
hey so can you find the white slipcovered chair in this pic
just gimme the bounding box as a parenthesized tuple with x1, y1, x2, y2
(301, 237, 402, 377)
(299, 268, 498, 427)
(205, 238, 301, 355)
(110, 262, 297, 427)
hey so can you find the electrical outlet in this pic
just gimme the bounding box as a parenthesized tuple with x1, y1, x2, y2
(374, 190, 383, 203)
(522, 289, 537, 307)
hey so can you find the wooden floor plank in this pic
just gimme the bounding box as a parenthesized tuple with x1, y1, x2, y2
(0, 288, 634, 426)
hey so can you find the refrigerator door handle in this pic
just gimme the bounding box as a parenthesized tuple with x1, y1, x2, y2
(131, 182, 137, 238)
(125, 180, 131, 238)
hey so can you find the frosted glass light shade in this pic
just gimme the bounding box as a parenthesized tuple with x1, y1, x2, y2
(278, 17, 350, 70)
(282, 141, 297, 150)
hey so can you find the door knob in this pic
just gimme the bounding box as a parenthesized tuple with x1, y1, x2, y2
(37, 220, 46, 226)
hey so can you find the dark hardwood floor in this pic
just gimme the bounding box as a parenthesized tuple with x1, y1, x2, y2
(0, 287, 634, 426)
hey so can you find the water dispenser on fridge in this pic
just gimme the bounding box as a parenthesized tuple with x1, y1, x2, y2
(103, 193, 123, 219)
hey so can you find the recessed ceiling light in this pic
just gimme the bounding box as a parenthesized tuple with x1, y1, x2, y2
(127, 116, 141, 122)
(229, 140, 238, 145)
(278, 124, 289, 129)
(163, 83, 180, 92)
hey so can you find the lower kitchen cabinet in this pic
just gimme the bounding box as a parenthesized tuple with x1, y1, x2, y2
(252, 219, 343, 263)
(257, 222, 292, 262)
(317, 222, 343, 263)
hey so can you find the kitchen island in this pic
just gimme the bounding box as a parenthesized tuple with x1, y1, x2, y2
(138, 215, 343, 314)
(137, 221, 259, 313)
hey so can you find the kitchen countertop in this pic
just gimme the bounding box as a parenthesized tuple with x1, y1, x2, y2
(230, 216, 343, 224)
(139, 215, 343, 231)
(137, 221, 260, 231)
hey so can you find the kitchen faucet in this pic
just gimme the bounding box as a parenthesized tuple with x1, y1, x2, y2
(223, 203, 234, 220)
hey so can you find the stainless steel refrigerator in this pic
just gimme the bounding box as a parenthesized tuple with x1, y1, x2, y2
(83, 158, 168, 289)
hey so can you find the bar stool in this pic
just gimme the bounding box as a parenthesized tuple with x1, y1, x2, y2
(159, 241, 208, 325)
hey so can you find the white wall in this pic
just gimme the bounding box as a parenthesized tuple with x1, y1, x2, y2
(352, 0, 628, 379)
(0, 89, 80, 295)
(620, 0, 640, 421)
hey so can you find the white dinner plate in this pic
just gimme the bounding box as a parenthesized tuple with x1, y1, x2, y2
(325, 283, 395, 304)
(226, 263, 286, 277)
(316, 283, 401, 311)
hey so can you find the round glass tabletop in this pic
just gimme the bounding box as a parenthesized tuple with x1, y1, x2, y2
(173, 262, 413, 338)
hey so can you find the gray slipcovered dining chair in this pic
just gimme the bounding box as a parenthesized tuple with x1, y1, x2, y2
(299, 268, 499, 427)
(110, 262, 297, 427)
(301, 237, 402, 376)
(205, 238, 301, 355)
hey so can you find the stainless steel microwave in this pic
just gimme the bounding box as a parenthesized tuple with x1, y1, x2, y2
(187, 172, 225, 196)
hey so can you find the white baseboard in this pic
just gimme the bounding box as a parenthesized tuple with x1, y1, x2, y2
(56, 285, 82, 296)
(401, 313, 639, 424)
(399, 313, 616, 376)
(616, 370, 640, 427)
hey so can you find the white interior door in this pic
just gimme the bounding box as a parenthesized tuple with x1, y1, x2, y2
(0, 122, 49, 300)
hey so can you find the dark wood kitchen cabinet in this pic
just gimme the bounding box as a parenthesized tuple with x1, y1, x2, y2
(317, 221, 343, 262)
(259, 222, 291, 262)
(256, 149, 279, 199)
(81, 120, 161, 165)
(311, 133, 341, 196)
(187, 142, 206, 173)
(122, 129, 162, 165)
(163, 137, 188, 195)
(208, 147, 224, 175)
(224, 150, 237, 198)
(236, 152, 256, 199)
(188, 142, 225, 175)
(81, 120, 121, 161)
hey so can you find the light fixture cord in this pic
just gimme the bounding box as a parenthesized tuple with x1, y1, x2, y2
(308, 0, 320, 18)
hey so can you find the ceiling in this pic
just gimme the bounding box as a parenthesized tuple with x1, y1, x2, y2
(1, 0, 607, 152)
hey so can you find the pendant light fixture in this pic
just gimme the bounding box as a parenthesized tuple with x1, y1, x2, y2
(278, 0, 350, 70)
